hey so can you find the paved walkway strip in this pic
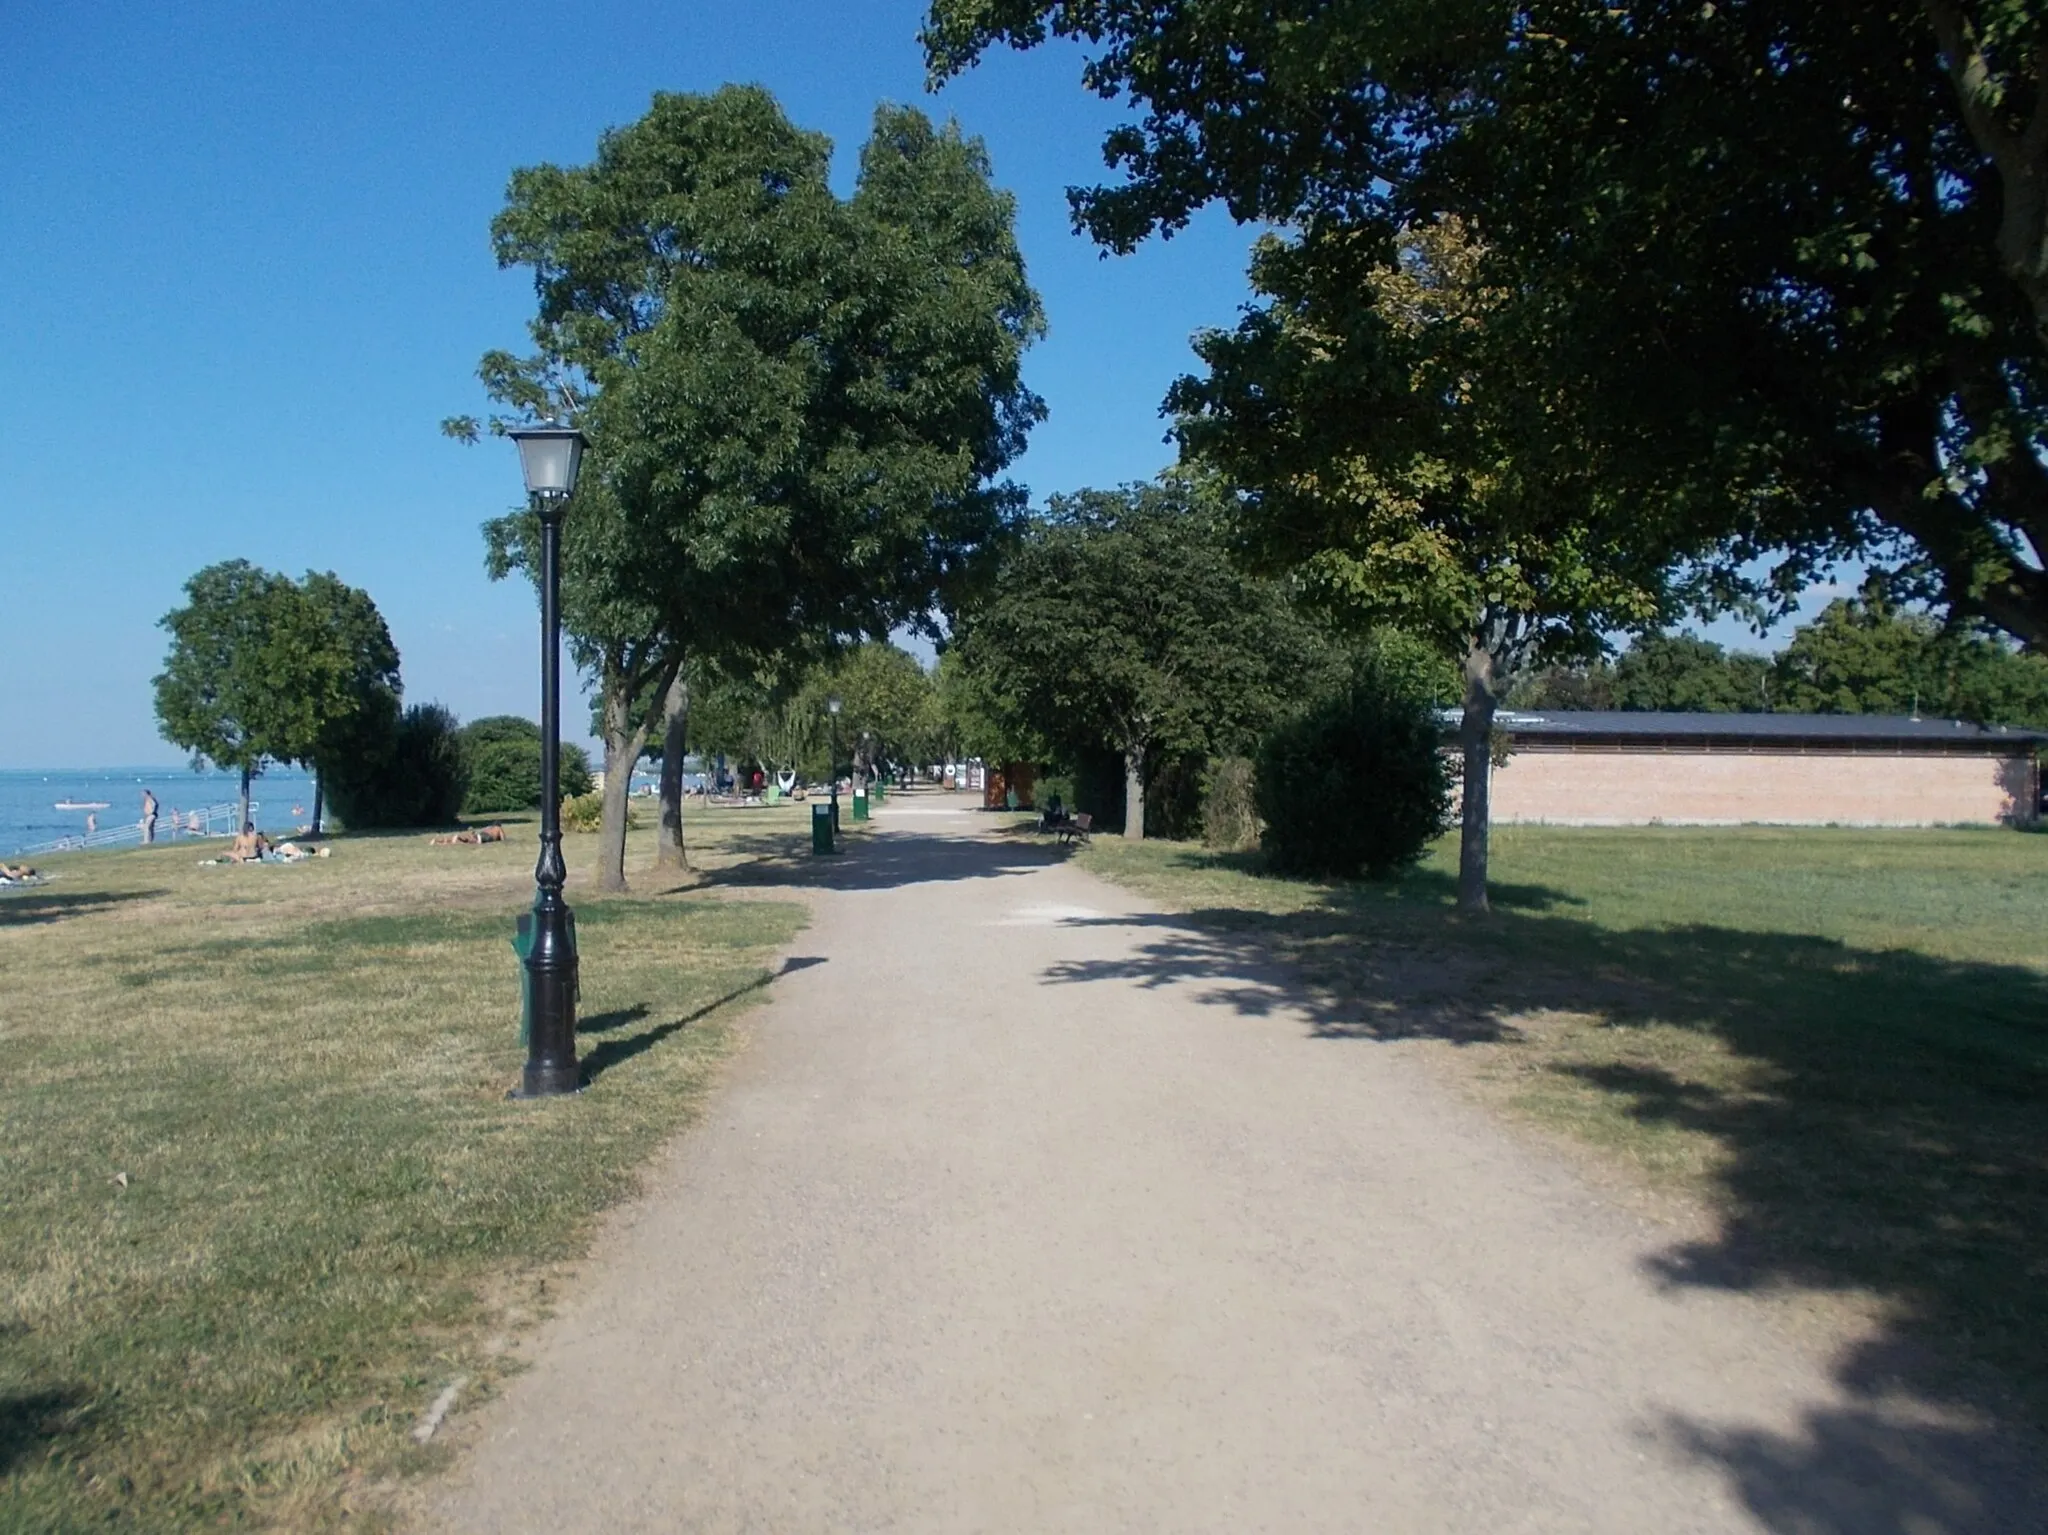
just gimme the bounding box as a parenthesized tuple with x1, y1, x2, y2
(431, 795, 2047, 1533)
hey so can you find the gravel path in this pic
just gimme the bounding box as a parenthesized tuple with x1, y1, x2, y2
(428, 793, 2046, 1533)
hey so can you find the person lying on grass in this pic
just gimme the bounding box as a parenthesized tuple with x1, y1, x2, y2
(430, 825, 506, 847)
(0, 862, 41, 883)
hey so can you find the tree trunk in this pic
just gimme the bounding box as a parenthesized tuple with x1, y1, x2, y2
(596, 672, 662, 893)
(1457, 636, 1499, 914)
(311, 769, 324, 838)
(237, 762, 252, 834)
(1123, 742, 1147, 841)
(655, 670, 690, 871)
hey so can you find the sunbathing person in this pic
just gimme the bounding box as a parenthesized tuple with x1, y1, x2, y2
(0, 862, 40, 882)
(430, 824, 506, 847)
(227, 824, 270, 863)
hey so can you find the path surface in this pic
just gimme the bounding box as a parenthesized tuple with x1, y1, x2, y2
(430, 793, 2046, 1533)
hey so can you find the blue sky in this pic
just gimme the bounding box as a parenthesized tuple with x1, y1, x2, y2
(2, 2, 1829, 769)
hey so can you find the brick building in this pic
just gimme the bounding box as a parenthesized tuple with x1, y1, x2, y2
(1481, 712, 2044, 827)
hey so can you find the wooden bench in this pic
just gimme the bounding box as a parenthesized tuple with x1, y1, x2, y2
(1053, 811, 1093, 846)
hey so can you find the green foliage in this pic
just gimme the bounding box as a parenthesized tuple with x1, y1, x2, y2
(1255, 670, 1453, 879)
(325, 703, 470, 829)
(1199, 756, 1260, 851)
(809, 643, 936, 776)
(1775, 590, 2048, 725)
(924, 0, 2048, 647)
(1510, 597, 2048, 725)
(457, 716, 595, 813)
(562, 790, 634, 833)
(1613, 635, 1773, 714)
(155, 563, 401, 800)
(455, 85, 1045, 883)
(154, 561, 304, 781)
(954, 480, 1331, 776)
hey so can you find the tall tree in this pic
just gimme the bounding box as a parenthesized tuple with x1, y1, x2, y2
(1170, 217, 1679, 908)
(1774, 585, 2048, 723)
(954, 481, 1322, 840)
(293, 570, 402, 835)
(155, 562, 398, 832)
(924, 1, 2048, 649)
(454, 87, 1043, 890)
(810, 643, 935, 790)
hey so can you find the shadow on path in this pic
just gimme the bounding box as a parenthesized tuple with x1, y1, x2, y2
(1034, 867, 2048, 1531)
(692, 827, 1068, 895)
(580, 955, 827, 1083)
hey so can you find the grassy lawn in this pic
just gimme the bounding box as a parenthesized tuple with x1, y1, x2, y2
(1079, 825, 2048, 1423)
(0, 806, 813, 1532)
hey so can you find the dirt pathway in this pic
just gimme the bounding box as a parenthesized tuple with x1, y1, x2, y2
(428, 793, 2046, 1533)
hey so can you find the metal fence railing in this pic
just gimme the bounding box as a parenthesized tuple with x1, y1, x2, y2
(16, 801, 253, 856)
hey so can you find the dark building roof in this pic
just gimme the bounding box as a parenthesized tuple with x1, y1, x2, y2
(1474, 710, 2048, 748)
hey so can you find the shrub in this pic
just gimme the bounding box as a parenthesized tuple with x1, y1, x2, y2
(325, 702, 470, 829)
(1255, 674, 1451, 878)
(1201, 756, 1261, 851)
(561, 791, 636, 834)
(458, 718, 594, 814)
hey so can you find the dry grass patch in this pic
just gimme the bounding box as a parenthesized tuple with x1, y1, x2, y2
(1, 808, 810, 1532)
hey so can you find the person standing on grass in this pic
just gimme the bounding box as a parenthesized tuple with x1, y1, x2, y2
(142, 788, 159, 844)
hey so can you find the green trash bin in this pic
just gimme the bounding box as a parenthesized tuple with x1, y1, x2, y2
(852, 789, 869, 822)
(811, 800, 836, 855)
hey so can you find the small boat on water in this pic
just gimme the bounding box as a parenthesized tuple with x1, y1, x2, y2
(54, 800, 112, 811)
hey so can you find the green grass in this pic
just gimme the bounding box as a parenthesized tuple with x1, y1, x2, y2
(1080, 825, 2048, 1423)
(0, 810, 811, 1531)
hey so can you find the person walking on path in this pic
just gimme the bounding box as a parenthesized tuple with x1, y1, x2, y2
(141, 788, 158, 844)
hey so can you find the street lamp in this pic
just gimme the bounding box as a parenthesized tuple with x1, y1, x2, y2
(507, 421, 586, 1098)
(826, 695, 843, 835)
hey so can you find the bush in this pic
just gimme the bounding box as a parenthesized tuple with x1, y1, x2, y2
(1255, 674, 1451, 878)
(561, 791, 636, 834)
(458, 718, 594, 814)
(325, 702, 470, 829)
(1201, 756, 1261, 851)
(1145, 753, 1206, 839)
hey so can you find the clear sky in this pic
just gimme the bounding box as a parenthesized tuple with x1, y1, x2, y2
(2, 0, 1273, 768)
(2, 2, 1831, 769)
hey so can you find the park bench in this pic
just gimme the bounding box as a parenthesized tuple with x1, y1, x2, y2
(1053, 811, 1093, 846)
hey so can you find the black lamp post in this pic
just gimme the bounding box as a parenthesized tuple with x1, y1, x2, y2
(826, 695, 843, 835)
(507, 421, 586, 1098)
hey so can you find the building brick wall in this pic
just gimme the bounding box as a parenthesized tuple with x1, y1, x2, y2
(1487, 747, 2039, 827)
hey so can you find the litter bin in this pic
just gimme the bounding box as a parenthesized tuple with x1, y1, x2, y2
(852, 788, 869, 822)
(811, 800, 836, 855)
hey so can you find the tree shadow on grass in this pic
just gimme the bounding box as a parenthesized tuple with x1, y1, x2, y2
(579, 956, 826, 1083)
(0, 889, 168, 928)
(0, 1387, 88, 1475)
(1037, 870, 2048, 1525)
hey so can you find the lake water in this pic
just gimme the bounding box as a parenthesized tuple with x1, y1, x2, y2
(1, 765, 320, 854)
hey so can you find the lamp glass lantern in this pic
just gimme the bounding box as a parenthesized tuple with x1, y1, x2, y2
(509, 422, 586, 499)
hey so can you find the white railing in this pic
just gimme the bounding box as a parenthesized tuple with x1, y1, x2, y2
(16, 802, 253, 856)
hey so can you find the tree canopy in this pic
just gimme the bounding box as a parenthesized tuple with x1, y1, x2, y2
(154, 561, 400, 829)
(923, 1, 2048, 647)
(1511, 599, 2048, 724)
(454, 85, 1043, 886)
(951, 481, 1327, 839)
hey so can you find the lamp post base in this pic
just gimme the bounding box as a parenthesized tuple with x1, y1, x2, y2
(507, 1064, 585, 1100)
